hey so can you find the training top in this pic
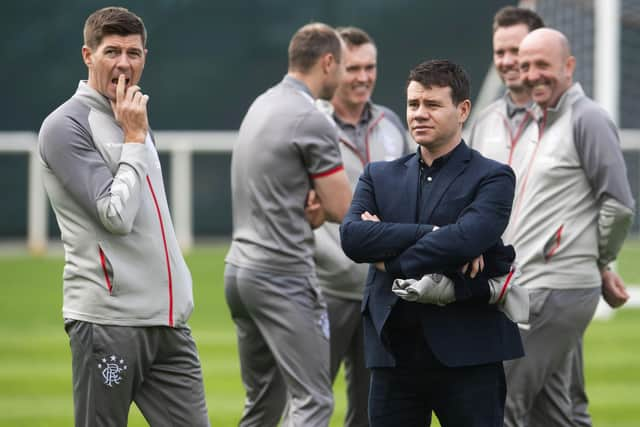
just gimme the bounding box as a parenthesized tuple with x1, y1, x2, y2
(314, 102, 411, 300)
(225, 75, 343, 275)
(470, 84, 634, 290)
(38, 81, 193, 327)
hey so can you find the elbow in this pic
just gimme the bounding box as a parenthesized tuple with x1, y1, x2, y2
(339, 222, 366, 262)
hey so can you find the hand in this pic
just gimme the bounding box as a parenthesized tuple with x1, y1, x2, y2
(601, 269, 629, 308)
(461, 254, 484, 279)
(361, 211, 380, 222)
(375, 261, 386, 272)
(304, 190, 325, 229)
(110, 74, 149, 143)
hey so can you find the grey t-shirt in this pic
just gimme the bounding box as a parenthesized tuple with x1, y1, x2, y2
(225, 75, 343, 275)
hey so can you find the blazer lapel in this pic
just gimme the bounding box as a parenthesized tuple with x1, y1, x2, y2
(421, 142, 472, 222)
(402, 154, 420, 222)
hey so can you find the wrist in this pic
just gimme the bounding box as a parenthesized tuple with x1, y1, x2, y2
(124, 132, 147, 143)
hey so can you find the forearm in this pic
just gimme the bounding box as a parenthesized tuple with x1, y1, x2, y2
(598, 196, 634, 268)
(340, 219, 435, 263)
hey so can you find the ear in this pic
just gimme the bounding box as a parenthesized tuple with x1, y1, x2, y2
(457, 99, 471, 124)
(81, 45, 92, 67)
(565, 55, 576, 77)
(322, 53, 334, 75)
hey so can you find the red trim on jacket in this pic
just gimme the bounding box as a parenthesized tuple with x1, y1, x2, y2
(146, 175, 174, 327)
(544, 225, 564, 262)
(497, 266, 515, 303)
(98, 246, 113, 294)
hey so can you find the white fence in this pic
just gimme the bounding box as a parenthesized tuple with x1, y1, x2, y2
(0, 131, 235, 253)
(1, 129, 640, 253)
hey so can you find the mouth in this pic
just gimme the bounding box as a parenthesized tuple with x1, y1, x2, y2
(111, 77, 131, 86)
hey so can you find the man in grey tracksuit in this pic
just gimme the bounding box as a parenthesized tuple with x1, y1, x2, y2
(313, 26, 411, 427)
(224, 23, 352, 427)
(38, 7, 209, 426)
(470, 26, 634, 427)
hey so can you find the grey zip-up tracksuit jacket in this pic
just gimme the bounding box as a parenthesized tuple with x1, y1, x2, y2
(39, 81, 193, 327)
(314, 103, 411, 300)
(470, 84, 634, 290)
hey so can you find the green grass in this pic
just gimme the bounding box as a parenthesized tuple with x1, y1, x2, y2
(1, 241, 640, 426)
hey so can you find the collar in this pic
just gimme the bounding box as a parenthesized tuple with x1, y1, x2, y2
(74, 81, 115, 117)
(282, 74, 315, 100)
(417, 140, 463, 169)
(530, 82, 584, 122)
(504, 92, 533, 118)
(333, 101, 373, 128)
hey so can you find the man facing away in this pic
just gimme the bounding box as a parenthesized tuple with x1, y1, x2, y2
(38, 7, 209, 427)
(340, 59, 524, 427)
(224, 23, 353, 427)
(472, 26, 634, 427)
(313, 26, 411, 427)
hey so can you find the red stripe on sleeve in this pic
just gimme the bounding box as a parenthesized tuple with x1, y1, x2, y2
(310, 165, 344, 179)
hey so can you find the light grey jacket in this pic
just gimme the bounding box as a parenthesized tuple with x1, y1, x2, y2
(314, 103, 411, 300)
(39, 81, 193, 327)
(470, 84, 634, 290)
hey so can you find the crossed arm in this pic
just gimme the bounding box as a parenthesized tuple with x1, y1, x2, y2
(340, 163, 515, 280)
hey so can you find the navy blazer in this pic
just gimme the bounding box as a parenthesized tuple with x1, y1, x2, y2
(340, 142, 524, 368)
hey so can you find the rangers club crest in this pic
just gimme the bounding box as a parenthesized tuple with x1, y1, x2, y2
(98, 354, 127, 387)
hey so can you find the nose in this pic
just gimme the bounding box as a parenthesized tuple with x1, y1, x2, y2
(115, 53, 131, 69)
(523, 67, 540, 84)
(503, 52, 516, 67)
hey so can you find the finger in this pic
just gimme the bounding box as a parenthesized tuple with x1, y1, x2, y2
(116, 74, 126, 105)
(371, 214, 380, 222)
(125, 84, 141, 102)
(479, 255, 485, 272)
(461, 263, 468, 274)
(141, 94, 149, 108)
(470, 258, 479, 278)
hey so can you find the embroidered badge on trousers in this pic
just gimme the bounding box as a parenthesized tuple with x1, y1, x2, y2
(98, 354, 128, 387)
(318, 311, 330, 340)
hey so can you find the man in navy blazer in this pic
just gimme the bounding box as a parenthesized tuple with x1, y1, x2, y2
(340, 60, 524, 426)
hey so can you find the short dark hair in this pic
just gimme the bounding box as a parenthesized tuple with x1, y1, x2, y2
(83, 7, 147, 50)
(493, 6, 544, 33)
(407, 59, 470, 105)
(288, 23, 342, 73)
(336, 26, 375, 48)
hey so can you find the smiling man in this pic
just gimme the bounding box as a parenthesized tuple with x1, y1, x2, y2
(313, 26, 410, 427)
(492, 28, 635, 427)
(38, 7, 209, 426)
(340, 60, 524, 426)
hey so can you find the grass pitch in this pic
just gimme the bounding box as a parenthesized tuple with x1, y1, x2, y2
(0, 241, 639, 426)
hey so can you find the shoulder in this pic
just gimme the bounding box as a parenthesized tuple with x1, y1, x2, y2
(571, 95, 614, 128)
(373, 104, 405, 130)
(297, 104, 337, 139)
(367, 152, 414, 173)
(39, 97, 92, 148)
(468, 145, 515, 178)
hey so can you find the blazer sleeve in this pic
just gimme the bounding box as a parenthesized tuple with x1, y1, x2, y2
(340, 163, 435, 263)
(385, 163, 515, 279)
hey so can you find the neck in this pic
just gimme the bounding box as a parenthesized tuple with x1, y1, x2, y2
(288, 71, 320, 99)
(419, 134, 461, 166)
(332, 99, 366, 126)
(508, 88, 531, 107)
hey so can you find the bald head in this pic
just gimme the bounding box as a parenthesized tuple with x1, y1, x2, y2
(518, 28, 576, 108)
(521, 28, 571, 60)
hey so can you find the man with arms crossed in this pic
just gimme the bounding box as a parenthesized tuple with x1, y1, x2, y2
(473, 26, 634, 426)
(224, 23, 352, 427)
(314, 26, 410, 427)
(38, 7, 209, 427)
(341, 59, 523, 426)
